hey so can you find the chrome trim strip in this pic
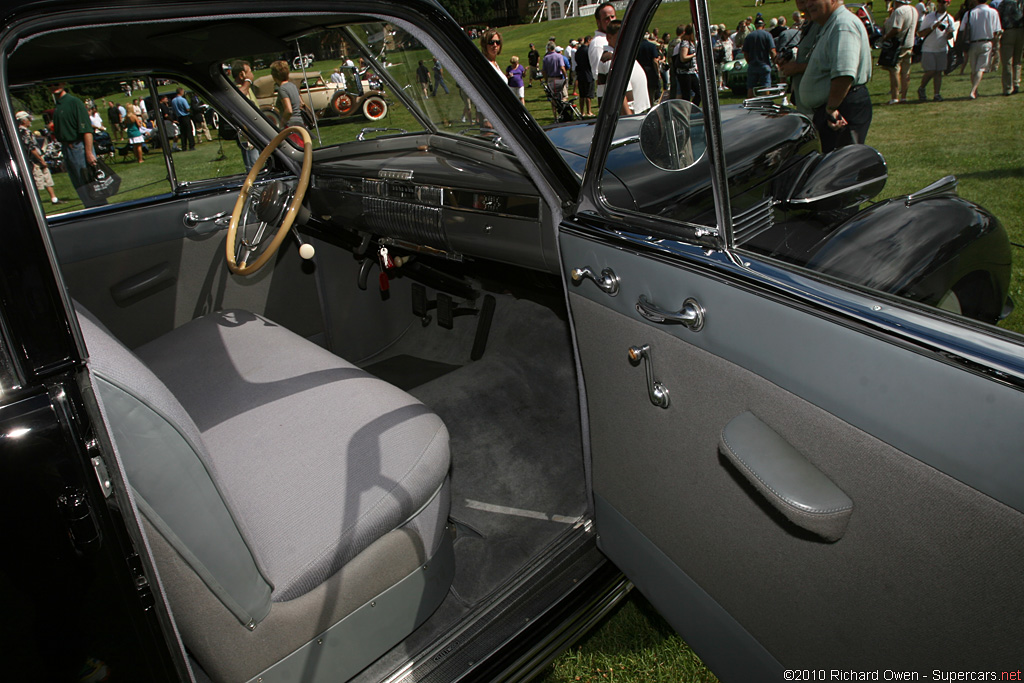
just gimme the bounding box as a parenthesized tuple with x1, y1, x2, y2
(786, 174, 891, 205)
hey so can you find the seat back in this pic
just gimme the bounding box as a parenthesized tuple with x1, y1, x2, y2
(77, 305, 273, 628)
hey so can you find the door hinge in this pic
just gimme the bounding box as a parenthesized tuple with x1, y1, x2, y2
(87, 439, 114, 499)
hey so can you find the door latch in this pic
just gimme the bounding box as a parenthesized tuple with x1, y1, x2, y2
(628, 344, 670, 409)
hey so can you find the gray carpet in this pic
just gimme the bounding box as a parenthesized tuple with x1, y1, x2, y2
(360, 291, 586, 606)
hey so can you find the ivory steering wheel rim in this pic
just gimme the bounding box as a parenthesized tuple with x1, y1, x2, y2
(226, 125, 313, 275)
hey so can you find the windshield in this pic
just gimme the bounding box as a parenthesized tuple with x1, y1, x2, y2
(229, 21, 499, 150)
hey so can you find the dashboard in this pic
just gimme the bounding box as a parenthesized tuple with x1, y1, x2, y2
(306, 134, 559, 273)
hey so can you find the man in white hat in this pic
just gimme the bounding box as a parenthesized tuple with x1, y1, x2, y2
(16, 111, 63, 206)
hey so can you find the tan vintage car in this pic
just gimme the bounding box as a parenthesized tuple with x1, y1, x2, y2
(252, 68, 388, 125)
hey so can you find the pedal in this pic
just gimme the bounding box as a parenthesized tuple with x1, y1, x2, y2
(412, 283, 428, 317)
(470, 295, 496, 361)
(437, 293, 454, 329)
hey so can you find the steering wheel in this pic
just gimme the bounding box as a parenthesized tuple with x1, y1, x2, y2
(226, 125, 312, 275)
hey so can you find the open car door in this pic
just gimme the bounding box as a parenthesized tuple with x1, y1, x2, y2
(563, 0, 1024, 678)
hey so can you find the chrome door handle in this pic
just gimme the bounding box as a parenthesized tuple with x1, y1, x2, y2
(636, 294, 705, 332)
(184, 210, 230, 234)
(570, 266, 619, 296)
(628, 344, 670, 409)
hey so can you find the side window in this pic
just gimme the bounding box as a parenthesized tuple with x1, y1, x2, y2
(152, 78, 248, 185)
(594, 1, 1022, 339)
(10, 75, 173, 215)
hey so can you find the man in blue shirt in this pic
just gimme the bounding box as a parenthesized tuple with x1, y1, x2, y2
(743, 17, 777, 96)
(171, 87, 194, 151)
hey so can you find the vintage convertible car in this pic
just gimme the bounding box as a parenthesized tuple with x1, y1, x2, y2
(253, 71, 389, 126)
(2, 0, 1022, 681)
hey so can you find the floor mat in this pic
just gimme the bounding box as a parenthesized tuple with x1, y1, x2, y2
(362, 354, 462, 391)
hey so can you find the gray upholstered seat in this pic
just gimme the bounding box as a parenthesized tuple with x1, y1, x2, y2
(77, 306, 453, 683)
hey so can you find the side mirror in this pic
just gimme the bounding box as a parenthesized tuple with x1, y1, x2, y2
(639, 99, 707, 171)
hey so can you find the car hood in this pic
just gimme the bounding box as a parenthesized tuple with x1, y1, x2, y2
(546, 104, 817, 226)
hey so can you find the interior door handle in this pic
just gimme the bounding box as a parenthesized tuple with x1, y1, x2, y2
(183, 211, 230, 235)
(570, 266, 619, 295)
(636, 294, 705, 331)
(719, 412, 853, 542)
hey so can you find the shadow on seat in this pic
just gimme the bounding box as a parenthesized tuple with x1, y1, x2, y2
(76, 305, 454, 682)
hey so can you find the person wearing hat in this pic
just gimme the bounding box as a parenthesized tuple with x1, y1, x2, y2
(16, 111, 63, 206)
(917, 0, 955, 100)
(882, 0, 919, 103)
(744, 16, 778, 96)
(543, 41, 568, 113)
(51, 83, 106, 208)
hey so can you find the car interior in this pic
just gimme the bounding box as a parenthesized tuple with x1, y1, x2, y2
(7, 2, 1024, 681)
(7, 9, 593, 683)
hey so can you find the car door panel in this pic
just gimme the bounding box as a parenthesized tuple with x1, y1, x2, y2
(562, 227, 1024, 675)
(51, 190, 322, 348)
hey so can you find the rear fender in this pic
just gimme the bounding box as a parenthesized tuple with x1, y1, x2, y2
(805, 195, 1012, 323)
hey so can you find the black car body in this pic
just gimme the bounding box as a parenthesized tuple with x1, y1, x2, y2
(1, 0, 1022, 681)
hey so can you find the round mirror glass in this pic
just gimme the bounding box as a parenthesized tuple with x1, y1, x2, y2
(638, 99, 706, 172)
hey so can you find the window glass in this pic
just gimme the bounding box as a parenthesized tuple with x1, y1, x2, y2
(10, 76, 173, 215)
(595, 0, 1023, 338)
(225, 21, 513, 151)
(153, 80, 248, 185)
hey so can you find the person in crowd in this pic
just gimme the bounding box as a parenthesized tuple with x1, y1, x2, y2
(507, 55, 526, 105)
(566, 40, 579, 94)
(779, 0, 823, 114)
(106, 100, 122, 141)
(543, 41, 568, 115)
(772, 15, 790, 39)
(88, 105, 106, 135)
(966, 0, 1003, 97)
(171, 86, 195, 150)
(998, 0, 1022, 93)
(735, 16, 754, 47)
(744, 16, 778, 96)
(16, 111, 63, 205)
(799, 0, 873, 152)
(603, 19, 652, 115)
(123, 103, 146, 163)
(715, 25, 735, 90)
(431, 58, 450, 95)
(231, 59, 260, 172)
(589, 1, 617, 101)
(882, 0, 919, 102)
(917, 0, 955, 99)
(51, 83, 105, 207)
(672, 24, 701, 104)
(527, 43, 541, 87)
(637, 28, 663, 103)
(189, 92, 212, 144)
(576, 34, 595, 115)
(480, 28, 506, 81)
(330, 66, 345, 85)
(416, 60, 430, 98)
(270, 60, 304, 128)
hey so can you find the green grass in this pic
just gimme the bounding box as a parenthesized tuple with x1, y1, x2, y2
(539, 592, 720, 683)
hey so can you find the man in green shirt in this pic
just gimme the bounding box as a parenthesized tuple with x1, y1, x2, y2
(51, 83, 105, 207)
(798, 0, 873, 152)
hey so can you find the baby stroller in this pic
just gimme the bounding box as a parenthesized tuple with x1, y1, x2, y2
(543, 81, 582, 124)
